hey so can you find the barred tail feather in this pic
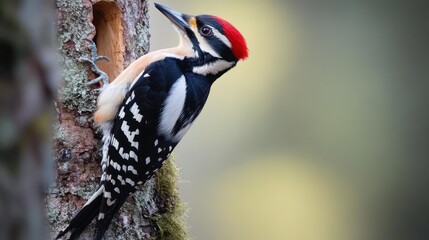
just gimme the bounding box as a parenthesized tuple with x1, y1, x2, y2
(56, 187, 104, 240)
(94, 194, 130, 240)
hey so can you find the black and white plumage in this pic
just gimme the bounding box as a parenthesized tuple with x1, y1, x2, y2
(57, 3, 248, 240)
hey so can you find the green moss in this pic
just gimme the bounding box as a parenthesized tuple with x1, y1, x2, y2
(153, 157, 189, 240)
(107, 158, 189, 240)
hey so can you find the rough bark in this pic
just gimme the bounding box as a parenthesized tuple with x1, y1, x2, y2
(47, 0, 187, 239)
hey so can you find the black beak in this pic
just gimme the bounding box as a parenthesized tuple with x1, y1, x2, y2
(155, 3, 191, 32)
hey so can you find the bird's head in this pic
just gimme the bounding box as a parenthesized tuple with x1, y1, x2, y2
(155, 3, 248, 65)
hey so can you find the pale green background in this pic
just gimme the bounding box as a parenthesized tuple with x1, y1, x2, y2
(149, 1, 428, 240)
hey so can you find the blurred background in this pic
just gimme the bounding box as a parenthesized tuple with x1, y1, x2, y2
(1, 0, 428, 239)
(150, 1, 429, 240)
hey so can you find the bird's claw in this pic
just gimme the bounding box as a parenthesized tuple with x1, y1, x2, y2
(96, 56, 110, 63)
(80, 38, 110, 86)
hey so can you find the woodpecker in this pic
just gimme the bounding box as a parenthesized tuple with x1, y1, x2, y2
(57, 3, 248, 240)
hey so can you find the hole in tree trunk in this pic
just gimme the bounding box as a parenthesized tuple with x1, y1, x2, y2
(93, 1, 124, 83)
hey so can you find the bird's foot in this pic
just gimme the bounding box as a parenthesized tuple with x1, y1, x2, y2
(79, 38, 110, 86)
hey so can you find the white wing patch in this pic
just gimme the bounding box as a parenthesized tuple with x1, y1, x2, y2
(118, 106, 126, 119)
(125, 178, 135, 186)
(129, 150, 138, 161)
(130, 102, 143, 122)
(158, 75, 187, 140)
(120, 121, 139, 149)
(127, 165, 138, 175)
(111, 136, 119, 150)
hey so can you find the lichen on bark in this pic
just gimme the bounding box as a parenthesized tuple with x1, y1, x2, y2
(56, 0, 98, 113)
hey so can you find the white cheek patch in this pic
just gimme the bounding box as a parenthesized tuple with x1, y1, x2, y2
(193, 59, 235, 76)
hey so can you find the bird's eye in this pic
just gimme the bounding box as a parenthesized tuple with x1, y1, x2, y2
(200, 26, 212, 36)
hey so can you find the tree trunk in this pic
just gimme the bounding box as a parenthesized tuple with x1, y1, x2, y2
(0, 0, 58, 239)
(48, 0, 187, 239)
